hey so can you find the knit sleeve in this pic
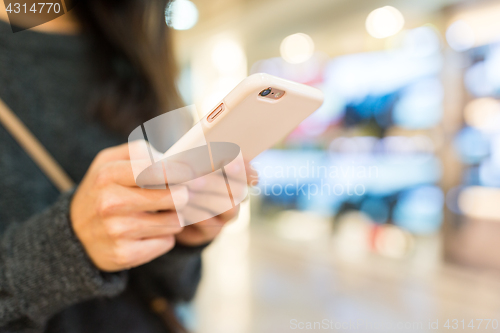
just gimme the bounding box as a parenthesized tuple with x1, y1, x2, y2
(0, 191, 127, 331)
(129, 242, 208, 304)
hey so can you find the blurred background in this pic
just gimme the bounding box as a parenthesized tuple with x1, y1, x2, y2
(166, 0, 500, 332)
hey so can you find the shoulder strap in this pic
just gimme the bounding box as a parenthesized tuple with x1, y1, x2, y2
(0, 98, 75, 193)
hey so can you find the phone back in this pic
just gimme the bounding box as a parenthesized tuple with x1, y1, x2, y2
(167, 73, 324, 161)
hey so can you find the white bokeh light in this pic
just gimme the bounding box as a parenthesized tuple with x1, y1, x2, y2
(280, 33, 315, 64)
(446, 20, 475, 52)
(211, 39, 246, 73)
(365, 6, 405, 39)
(402, 26, 441, 57)
(165, 0, 199, 31)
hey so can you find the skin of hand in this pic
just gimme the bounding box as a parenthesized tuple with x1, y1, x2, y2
(70, 142, 189, 272)
(174, 160, 258, 247)
(1, 0, 260, 267)
(71, 142, 259, 271)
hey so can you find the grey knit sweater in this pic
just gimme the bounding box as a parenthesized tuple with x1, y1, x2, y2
(0, 21, 204, 332)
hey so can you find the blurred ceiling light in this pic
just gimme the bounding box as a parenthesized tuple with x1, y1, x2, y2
(211, 39, 246, 73)
(280, 33, 315, 64)
(165, 0, 199, 30)
(445, 20, 475, 52)
(365, 6, 405, 39)
(464, 98, 500, 132)
(458, 186, 500, 221)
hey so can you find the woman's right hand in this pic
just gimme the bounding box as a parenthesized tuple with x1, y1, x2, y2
(70, 142, 188, 272)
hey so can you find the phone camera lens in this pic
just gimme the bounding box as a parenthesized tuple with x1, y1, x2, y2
(260, 88, 272, 96)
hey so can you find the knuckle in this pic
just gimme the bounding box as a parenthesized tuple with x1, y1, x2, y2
(164, 235, 176, 250)
(112, 246, 132, 268)
(93, 150, 109, 167)
(104, 221, 126, 239)
(96, 191, 121, 216)
(94, 164, 113, 188)
(96, 147, 113, 160)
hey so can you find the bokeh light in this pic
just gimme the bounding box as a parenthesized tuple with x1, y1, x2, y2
(365, 6, 405, 39)
(280, 33, 315, 64)
(374, 225, 413, 259)
(274, 210, 331, 241)
(393, 186, 444, 234)
(464, 98, 500, 133)
(458, 186, 500, 220)
(454, 127, 490, 164)
(165, 0, 199, 31)
(446, 20, 475, 52)
(211, 39, 246, 73)
(393, 77, 443, 129)
(402, 26, 441, 58)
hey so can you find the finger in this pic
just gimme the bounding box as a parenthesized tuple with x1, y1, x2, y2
(144, 160, 195, 186)
(221, 158, 253, 190)
(97, 141, 143, 164)
(216, 205, 240, 223)
(182, 204, 218, 226)
(187, 190, 234, 216)
(105, 211, 184, 239)
(181, 201, 238, 226)
(187, 172, 228, 194)
(175, 222, 224, 246)
(98, 157, 195, 189)
(115, 236, 176, 269)
(98, 184, 189, 215)
(99, 160, 156, 187)
(186, 170, 247, 202)
(96, 141, 194, 188)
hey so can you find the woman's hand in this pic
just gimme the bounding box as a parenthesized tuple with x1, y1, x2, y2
(70, 142, 187, 272)
(174, 161, 258, 247)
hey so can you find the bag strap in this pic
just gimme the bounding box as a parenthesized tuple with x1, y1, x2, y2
(0, 98, 75, 193)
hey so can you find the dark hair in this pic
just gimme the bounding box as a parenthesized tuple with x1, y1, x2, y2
(74, 0, 183, 136)
(73, 2, 189, 331)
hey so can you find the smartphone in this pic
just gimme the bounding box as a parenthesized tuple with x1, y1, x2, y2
(166, 73, 324, 161)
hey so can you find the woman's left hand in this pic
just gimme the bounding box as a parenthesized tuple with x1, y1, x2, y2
(174, 161, 258, 247)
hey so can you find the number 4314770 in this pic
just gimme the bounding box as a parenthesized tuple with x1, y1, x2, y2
(444, 319, 499, 329)
(6, 3, 62, 14)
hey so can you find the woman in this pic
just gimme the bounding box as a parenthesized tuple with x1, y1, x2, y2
(0, 1, 250, 332)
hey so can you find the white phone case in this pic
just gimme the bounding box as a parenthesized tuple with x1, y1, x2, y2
(166, 73, 324, 161)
